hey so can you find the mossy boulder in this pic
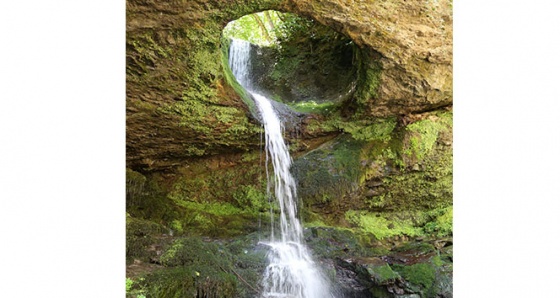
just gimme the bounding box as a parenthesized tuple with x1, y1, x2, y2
(294, 110, 452, 222)
(331, 240, 452, 298)
(131, 234, 270, 298)
(126, 215, 167, 264)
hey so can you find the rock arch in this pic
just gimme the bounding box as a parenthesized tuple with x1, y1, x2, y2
(126, 0, 452, 171)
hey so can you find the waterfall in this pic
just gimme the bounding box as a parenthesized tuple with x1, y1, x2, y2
(229, 39, 252, 90)
(229, 39, 334, 298)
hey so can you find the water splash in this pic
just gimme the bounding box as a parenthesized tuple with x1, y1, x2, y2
(229, 38, 334, 298)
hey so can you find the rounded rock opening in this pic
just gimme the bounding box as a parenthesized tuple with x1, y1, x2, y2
(222, 10, 358, 114)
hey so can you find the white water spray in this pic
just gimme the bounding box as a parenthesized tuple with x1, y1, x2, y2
(229, 39, 334, 298)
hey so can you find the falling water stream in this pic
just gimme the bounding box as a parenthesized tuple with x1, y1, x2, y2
(229, 39, 334, 298)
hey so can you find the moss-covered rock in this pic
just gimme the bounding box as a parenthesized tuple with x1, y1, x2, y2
(140, 266, 236, 298)
(327, 239, 452, 298)
(126, 215, 166, 264)
(294, 110, 452, 221)
(293, 134, 364, 210)
(163, 152, 273, 237)
(129, 234, 270, 298)
(303, 226, 373, 259)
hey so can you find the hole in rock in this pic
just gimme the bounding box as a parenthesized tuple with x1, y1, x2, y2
(222, 10, 358, 114)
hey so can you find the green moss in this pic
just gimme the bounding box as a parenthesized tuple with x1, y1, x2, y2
(158, 94, 261, 145)
(345, 210, 423, 240)
(126, 278, 134, 293)
(127, 173, 180, 225)
(146, 237, 239, 297)
(141, 266, 236, 298)
(251, 13, 356, 106)
(241, 151, 260, 162)
(159, 237, 226, 267)
(159, 154, 275, 237)
(424, 206, 453, 236)
(405, 119, 444, 162)
(367, 264, 401, 284)
(170, 200, 264, 237)
(126, 216, 166, 264)
(288, 100, 338, 114)
(298, 111, 452, 228)
(126, 168, 146, 200)
(432, 255, 443, 267)
(336, 117, 397, 142)
(376, 145, 452, 211)
(362, 113, 453, 212)
(170, 219, 184, 234)
(304, 226, 371, 258)
(293, 135, 364, 206)
(305, 115, 397, 143)
(394, 241, 436, 254)
(127, 9, 268, 160)
(393, 263, 436, 289)
(353, 48, 383, 114)
(168, 156, 264, 205)
(232, 185, 269, 212)
(126, 276, 148, 298)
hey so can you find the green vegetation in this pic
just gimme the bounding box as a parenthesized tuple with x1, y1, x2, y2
(141, 267, 236, 298)
(126, 215, 166, 264)
(126, 278, 134, 293)
(169, 195, 267, 237)
(343, 206, 453, 243)
(294, 111, 452, 236)
(136, 235, 270, 298)
(288, 100, 338, 114)
(338, 117, 397, 142)
(368, 264, 401, 284)
(305, 114, 397, 143)
(340, 46, 384, 117)
(393, 263, 436, 289)
(405, 117, 447, 163)
(126, 277, 148, 298)
(303, 226, 373, 258)
(292, 135, 364, 207)
(146, 237, 237, 296)
(424, 206, 453, 236)
(345, 210, 423, 240)
(354, 51, 383, 109)
(232, 185, 269, 212)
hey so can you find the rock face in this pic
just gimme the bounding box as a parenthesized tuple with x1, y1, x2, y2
(126, 0, 452, 171)
(282, 0, 453, 116)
